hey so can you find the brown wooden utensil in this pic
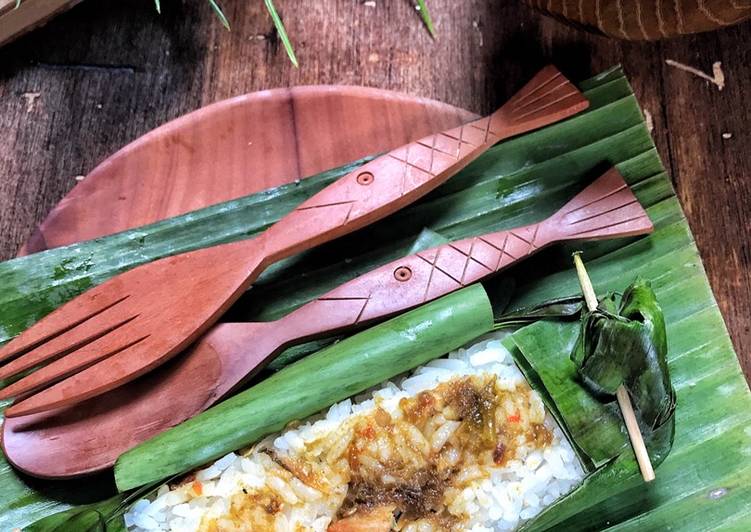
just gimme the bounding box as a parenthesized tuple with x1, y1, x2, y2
(0, 66, 589, 418)
(2, 168, 654, 478)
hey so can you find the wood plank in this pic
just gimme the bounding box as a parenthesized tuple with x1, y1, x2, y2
(659, 24, 751, 379)
(0, 0, 82, 46)
(0, 0, 748, 379)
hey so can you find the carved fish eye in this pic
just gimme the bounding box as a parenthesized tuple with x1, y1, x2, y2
(394, 266, 412, 281)
(356, 172, 374, 185)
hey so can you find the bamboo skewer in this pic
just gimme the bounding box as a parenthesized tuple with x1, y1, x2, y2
(573, 252, 656, 482)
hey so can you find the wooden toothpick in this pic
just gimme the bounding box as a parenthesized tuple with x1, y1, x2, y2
(573, 252, 656, 482)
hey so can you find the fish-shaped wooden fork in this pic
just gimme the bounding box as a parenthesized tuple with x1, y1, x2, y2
(3, 168, 654, 478)
(0, 66, 589, 417)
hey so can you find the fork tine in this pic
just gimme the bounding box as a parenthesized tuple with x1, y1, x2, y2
(5, 335, 162, 417)
(0, 285, 128, 365)
(0, 298, 135, 381)
(0, 321, 146, 400)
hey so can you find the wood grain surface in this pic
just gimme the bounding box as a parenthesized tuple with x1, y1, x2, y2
(0, 0, 748, 380)
(15, 87, 476, 254)
(528, 0, 751, 40)
(0, 0, 83, 47)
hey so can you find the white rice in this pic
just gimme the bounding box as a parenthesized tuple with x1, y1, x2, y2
(125, 331, 584, 531)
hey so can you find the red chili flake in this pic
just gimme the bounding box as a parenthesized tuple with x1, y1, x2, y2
(360, 424, 376, 440)
(192, 481, 203, 496)
(418, 392, 435, 408)
(493, 442, 506, 465)
(507, 411, 521, 423)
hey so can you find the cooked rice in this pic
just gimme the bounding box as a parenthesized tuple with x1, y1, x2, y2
(124, 332, 584, 531)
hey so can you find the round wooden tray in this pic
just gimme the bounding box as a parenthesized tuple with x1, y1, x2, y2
(19, 87, 477, 255)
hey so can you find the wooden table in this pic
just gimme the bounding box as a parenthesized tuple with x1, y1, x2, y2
(0, 0, 748, 380)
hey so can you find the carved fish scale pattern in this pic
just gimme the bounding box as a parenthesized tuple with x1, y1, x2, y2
(527, 0, 750, 40)
(291, 167, 654, 335)
(268, 67, 590, 331)
(297, 224, 544, 332)
(412, 225, 541, 300)
(283, 65, 581, 234)
(265, 113, 510, 256)
(295, 114, 504, 214)
(387, 118, 501, 179)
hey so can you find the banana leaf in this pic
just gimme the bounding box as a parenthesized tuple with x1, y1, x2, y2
(1, 66, 750, 530)
(574, 279, 675, 432)
(513, 319, 627, 469)
(503, 277, 675, 530)
(24, 496, 127, 532)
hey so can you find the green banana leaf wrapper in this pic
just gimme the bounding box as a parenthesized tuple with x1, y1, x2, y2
(2, 66, 751, 530)
(499, 277, 675, 530)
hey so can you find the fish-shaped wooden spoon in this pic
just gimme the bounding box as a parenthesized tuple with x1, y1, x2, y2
(2, 168, 654, 478)
(0, 66, 589, 417)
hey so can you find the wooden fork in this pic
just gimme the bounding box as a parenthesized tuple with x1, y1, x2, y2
(0, 66, 589, 417)
(2, 168, 654, 478)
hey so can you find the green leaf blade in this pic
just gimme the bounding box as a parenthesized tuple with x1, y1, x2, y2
(415, 0, 436, 38)
(208, 0, 230, 31)
(512, 319, 630, 468)
(264, 0, 298, 67)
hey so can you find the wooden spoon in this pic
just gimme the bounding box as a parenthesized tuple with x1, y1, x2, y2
(2, 168, 654, 478)
(0, 66, 588, 418)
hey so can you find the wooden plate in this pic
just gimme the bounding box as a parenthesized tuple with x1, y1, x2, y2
(19, 87, 477, 255)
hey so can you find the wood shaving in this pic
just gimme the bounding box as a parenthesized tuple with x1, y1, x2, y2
(643, 108, 654, 133)
(473, 20, 483, 47)
(21, 92, 40, 113)
(665, 59, 725, 91)
(712, 63, 725, 90)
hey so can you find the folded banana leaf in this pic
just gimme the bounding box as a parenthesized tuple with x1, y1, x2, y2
(574, 279, 675, 434)
(501, 277, 675, 530)
(2, 66, 751, 530)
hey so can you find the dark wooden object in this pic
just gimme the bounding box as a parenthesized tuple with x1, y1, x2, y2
(528, 0, 751, 40)
(0, 1, 748, 381)
(2, 169, 652, 478)
(0, 67, 588, 417)
(0, 0, 82, 46)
